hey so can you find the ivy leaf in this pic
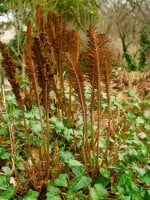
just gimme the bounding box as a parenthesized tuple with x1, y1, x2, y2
(53, 174, 68, 187)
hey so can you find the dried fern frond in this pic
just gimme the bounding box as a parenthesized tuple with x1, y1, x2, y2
(64, 31, 85, 108)
(85, 25, 112, 90)
(0, 42, 23, 107)
(36, 4, 45, 33)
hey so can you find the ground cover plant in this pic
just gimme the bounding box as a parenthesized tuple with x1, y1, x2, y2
(0, 5, 150, 200)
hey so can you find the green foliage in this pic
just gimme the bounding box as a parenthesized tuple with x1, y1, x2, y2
(90, 183, 108, 200)
(0, 3, 8, 14)
(0, 185, 15, 200)
(23, 189, 39, 200)
(140, 24, 150, 53)
(48, 0, 99, 29)
(124, 51, 137, 71)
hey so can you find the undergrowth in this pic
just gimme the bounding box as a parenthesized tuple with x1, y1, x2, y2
(0, 5, 149, 200)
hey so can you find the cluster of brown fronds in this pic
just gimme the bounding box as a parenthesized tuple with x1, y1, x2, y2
(112, 70, 150, 96)
(0, 4, 113, 191)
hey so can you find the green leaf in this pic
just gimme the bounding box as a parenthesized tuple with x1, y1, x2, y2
(53, 174, 68, 187)
(46, 193, 61, 200)
(117, 173, 132, 186)
(47, 184, 59, 193)
(0, 147, 10, 160)
(31, 123, 41, 136)
(138, 132, 147, 140)
(144, 124, 150, 130)
(120, 195, 131, 200)
(70, 176, 91, 191)
(46, 184, 61, 200)
(90, 187, 99, 200)
(63, 117, 72, 129)
(136, 117, 145, 125)
(127, 90, 137, 97)
(66, 190, 76, 200)
(127, 112, 136, 121)
(60, 150, 75, 163)
(0, 176, 9, 188)
(71, 165, 85, 177)
(0, 186, 15, 200)
(2, 167, 12, 176)
(100, 168, 110, 179)
(139, 170, 150, 186)
(131, 164, 146, 176)
(23, 189, 39, 200)
(144, 110, 150, 119)
(68, 159, 83, 167)
(0, 128, 8, 136)
(90, 184, 107, 200)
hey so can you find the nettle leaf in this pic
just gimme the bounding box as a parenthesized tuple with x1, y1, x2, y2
(2, 167, 12, 176)
(70, 176, 91, 191)
(23, 189, 39, 200)
(53, 174, 68, 187)
(0, 185, 15, 200)
(90, 184, 107, 200)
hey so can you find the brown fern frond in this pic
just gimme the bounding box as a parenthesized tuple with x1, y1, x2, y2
(36, 4, 45, 33)
(64, 31, 85, 109)
(26, 21, 32, 45)
(85, 25, 108, 89)
(0, 42, 23, 107)
(64, 33, 89, 168)
(85, 25, 113, 168)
